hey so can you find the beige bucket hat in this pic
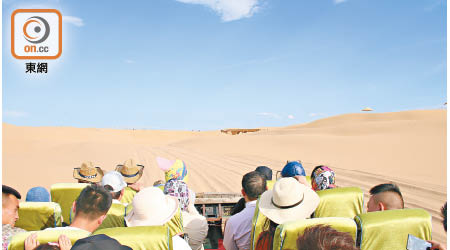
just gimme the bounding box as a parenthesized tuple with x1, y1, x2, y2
(125, 187, 178, 227)
(115, 159, 144, 184)
(259, 177, 320, 225)
(73, 162, 104, 183)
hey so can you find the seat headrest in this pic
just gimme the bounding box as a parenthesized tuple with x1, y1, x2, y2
(8, 229, 90, 250)
(94, 225, 172, 250)
(313, 187, 364, 218)
(355, 208, 432, 250)
(15, 202, 62, 231)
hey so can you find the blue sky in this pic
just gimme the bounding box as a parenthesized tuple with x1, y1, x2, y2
(2, 0, 447, 130)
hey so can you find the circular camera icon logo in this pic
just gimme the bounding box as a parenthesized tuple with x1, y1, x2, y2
(23, 16, 50, 44)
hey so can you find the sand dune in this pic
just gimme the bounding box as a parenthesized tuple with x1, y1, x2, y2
(2, 109, 446, 243)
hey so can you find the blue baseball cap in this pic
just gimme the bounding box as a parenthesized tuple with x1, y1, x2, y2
(25, 187, 50, 202)
(281, 161, 306, 177)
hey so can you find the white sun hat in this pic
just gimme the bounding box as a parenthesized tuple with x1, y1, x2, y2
(125, 187, 179, 227)
(259, 177, 320, 225)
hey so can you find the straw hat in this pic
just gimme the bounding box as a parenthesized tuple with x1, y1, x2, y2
(115, 159, 144, 184)
(125, 187, 178, 227)
(259, 177, 320, 225)
(73, 162, 104, 183)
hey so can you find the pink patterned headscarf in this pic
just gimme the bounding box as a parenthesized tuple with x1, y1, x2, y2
(311, 166, 336, 191)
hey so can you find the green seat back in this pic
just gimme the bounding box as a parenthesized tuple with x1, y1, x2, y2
(273, 217, 357, 250)
(15, 202, 62, 231)
(355, 208, 432, 250)
(167, 206, 184, 236)
(120, 187, 137, 205)
(94, 226, 173, 250)
(305, 176, 311, 184)
(8, 229, 90, 250)
(250, 198, 268, 250)
(50, 183, 89, 224)
(95, 203, 132, 231)
(313, 187, 364, 218)
(266, 180, 275, 190)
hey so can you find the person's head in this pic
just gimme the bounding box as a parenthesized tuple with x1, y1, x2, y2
(101, 171, 127, 201)
(164, 179, 190, 212)
(2, 185, 21, 226)
(115, 159, 144, 185)
(296, 225, 359, 250)
(73, 185, 112, 227)
(26, 186, 50, 202)
(255, 166, 273, 181)
(73, 162, 104, 184)
(281, 161, 309, 186)
(281, 161, 306, 178)
(230, 198, 246, 216)
(367, 183, 404, 212)
(125, 187, 178, 227)
(241, 171, 267, 201)
(442, 202, 447, 232)
(311, 166, 336, 191)
(35, 244, 60, 250)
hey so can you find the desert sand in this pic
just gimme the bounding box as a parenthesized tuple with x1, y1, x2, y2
(3, 109, 447, 243)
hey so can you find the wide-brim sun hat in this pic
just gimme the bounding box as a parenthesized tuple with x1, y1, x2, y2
(115, 159, 144, 184)
(125, 187, 178, 227)
(259, 177, 320, 225)
(73, 162, 104, 183)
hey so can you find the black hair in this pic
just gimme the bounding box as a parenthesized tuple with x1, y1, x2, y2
(230, 198, 246, 215)
(75, 185, 112, 220)
(442, 202, 447, 232)
(103, 185, 122, 200)
(255, 166, 272, 181)
(369, 183, 403, 197)
(2, 185, 21, 199)
(242, 171, 266, 199)
(370, 183, 404, 208)
(35, 244, 60, 250)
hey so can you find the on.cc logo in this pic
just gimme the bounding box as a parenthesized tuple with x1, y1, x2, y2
(23, 16, 50, 44)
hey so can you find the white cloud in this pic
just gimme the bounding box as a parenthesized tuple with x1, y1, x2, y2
(4, 110, 28, 118)
(257, 112, 281, 119)
(309, 113, 326, 117)
(124, 59, 135, 64)
(287, 115, 295, 119)
(334, 0, 347, 4)
(176, 0, 261, 22)
(63, 16, 84, 27)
